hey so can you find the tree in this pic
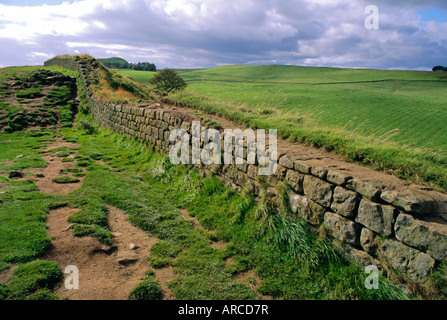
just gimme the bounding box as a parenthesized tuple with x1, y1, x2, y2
(432, 65, 446, 72)
(150, 69, 187, 95)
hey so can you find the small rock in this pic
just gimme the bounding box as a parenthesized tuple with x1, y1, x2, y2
(116, 253, 139, 266)
(112, 232, 122, 237)
(129, 243, 139, 250)
(9, 171, 23, 179)
(91, 245, 118, 255)
(15, 155, 25, 159)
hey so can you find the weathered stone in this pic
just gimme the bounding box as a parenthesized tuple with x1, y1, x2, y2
(236, 164, 249, 173)
(285, 170, 304, 193)
(360, 228, 380, 256)
(293, 160, 311, 174)
(331, 187, 360, 218)
(237, 171, 248, 186)
(381, 190, 437, 215)
(303, 175, 334, 208)
(346, 179, 383, 201)
(244, 180, 257, 196)
(289, 194, 325, 226)
(341, 244, 382, 269)
(327, 170, 353, 186)
(116, 252, 139, 266)
(324, 212, 359, 246)
(394, 213, 447, 263)
(311, 166, 328, 180)
(356, 199, 396, 237)
(274, 165, 287, 180)
(247, 165, 257, 180)
(380, 239, 436, 283)
(278, 155, 294, 169)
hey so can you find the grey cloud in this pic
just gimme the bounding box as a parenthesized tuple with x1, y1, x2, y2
(0, 0, 445, 70)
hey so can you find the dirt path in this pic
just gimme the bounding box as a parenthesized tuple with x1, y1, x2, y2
(27, 137, 83, 195)
(43, 205, 162, 300)
(32, 135, 175, 300)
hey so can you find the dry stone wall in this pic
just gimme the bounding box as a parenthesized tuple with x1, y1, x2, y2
(45, 56, 447, 286)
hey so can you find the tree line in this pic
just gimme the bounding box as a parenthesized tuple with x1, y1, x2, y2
(432, 65, 446, 72)
(101, 60, 157, 72)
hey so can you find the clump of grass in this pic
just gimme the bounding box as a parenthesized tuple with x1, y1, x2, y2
(16, 87, 42, 99)
(128, 273, 162, 300)
(1, 260, 61, 300)
(55, 151, 71, 157)
(52, 176, 80, 184)
(71, 224, 112, 245)
(77, 120, 98, 135)
(0, 180, 54, 267)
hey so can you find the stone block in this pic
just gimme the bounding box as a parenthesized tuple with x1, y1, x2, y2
(356, 199, 396, 237)
(247, 165, 258, 180)
(278, 155, 294, 169)
(346, 179, 383, 201)
(380, 239, 436, 283)
(381, 190, 437, 215)
(360, 227, 380, 256)
(331, 186, 360, 218)
(327, 170, 353, 186)
(293, 160, 311, 174)
(342, 244, 382, 269)
(274, 165, 287, 180)
(285, 170, 304, 194)
(303, 175, 334, 208)
(290, 194, 325, 226)
(394, 213, 447, 263)
(311, 166, 328, 180)
(324, 212, 359, 246)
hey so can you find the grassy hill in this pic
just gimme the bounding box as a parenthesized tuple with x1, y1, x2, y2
(116, 70, 157, 86)
(133, 65, 447, 191)
(98, 57, 130, 69)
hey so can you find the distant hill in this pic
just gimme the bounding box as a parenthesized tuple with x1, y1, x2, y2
(98, 57, 157, 72)
(98, 57, 130, 69)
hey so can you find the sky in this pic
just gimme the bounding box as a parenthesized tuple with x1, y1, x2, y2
(0, 0, 446, 70)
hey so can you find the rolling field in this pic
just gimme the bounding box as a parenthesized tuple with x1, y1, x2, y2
(176, 65, 447, 152)
(117, 70, 156, 86)
(119, 65, 447, 190)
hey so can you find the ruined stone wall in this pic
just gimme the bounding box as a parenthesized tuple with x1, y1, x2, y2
(45, 57, 447, 287)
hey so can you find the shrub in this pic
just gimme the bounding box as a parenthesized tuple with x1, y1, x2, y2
(150, 69, 187, 95)
(128, 277, 162, 300)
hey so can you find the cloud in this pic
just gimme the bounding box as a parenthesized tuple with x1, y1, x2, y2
(0, 0, 446, 70)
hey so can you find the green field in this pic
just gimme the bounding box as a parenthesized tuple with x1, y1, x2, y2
(117, 70, 156, 86)
(174, 65, 447, 152)
(119, 65, 447, 191)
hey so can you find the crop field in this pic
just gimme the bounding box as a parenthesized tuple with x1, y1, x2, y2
(119, 65, 447, 190)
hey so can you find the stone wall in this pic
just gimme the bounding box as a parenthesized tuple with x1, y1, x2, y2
(45, 56, 447, 286)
